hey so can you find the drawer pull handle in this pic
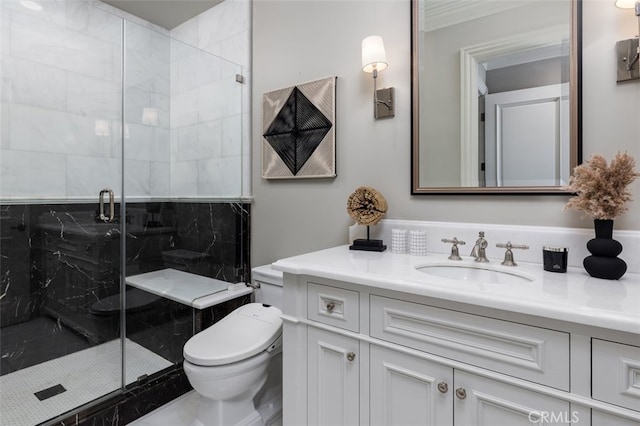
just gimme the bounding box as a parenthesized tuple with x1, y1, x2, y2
(437, 382, 448, 393)
(455, 388, 467, 400)
(326, 302, 336, 313)
(346, 352, 356, 362)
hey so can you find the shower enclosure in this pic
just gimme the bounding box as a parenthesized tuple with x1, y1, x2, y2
(0, 1, 248, 424)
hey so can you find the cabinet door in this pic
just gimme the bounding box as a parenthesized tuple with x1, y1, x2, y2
(592, 411, 640, 426)
(455, 370, 571, 426)
(307, 327, 359, 426)
(370, 346, 453, 426)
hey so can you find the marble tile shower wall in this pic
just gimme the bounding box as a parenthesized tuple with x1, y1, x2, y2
(0, 201, 250, 362)
(170, 0, 250, 197)
(1, 1, 125, 198)
(1, 0, 246, 200)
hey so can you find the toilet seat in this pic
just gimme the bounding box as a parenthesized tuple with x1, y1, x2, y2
(184, 303, 282, 367)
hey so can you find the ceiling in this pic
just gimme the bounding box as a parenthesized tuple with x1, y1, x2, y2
(102, 0, 223, 30)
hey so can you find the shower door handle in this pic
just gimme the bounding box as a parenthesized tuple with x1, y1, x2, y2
(99, 188, 115, 223)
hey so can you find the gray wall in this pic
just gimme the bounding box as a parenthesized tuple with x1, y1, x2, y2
(251, 0, 640, 267)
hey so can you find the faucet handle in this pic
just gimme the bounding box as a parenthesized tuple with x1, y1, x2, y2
(496, 241, 529, 266)
(441, 237, 466, 261)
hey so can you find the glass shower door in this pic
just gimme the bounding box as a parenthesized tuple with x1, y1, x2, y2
(0, 1, 125, 424)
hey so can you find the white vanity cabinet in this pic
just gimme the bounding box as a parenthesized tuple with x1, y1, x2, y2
(307, 327, 360, 425)
(369, 345, 452, 425)
(280, 272, 640, 426)
(370, 342, 571, 426)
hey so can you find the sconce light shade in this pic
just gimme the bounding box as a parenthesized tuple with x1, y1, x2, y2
(615, 0, 636, 8)
(142, 107, 159, 126)
(362, 36, 388, 73)
(94, 120, 110, 137)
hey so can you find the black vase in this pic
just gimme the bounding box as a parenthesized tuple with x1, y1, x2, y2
(583, 219, 627, 280)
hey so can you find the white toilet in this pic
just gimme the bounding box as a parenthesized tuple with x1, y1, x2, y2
(183, 265, 283, 426)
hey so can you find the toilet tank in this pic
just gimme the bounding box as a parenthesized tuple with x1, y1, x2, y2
(252, 265, 283, 309)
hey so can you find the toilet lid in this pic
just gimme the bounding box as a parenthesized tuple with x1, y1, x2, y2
(183, 303, 283, 366)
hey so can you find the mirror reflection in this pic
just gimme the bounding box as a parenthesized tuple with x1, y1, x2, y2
(412, 0, 581, 194)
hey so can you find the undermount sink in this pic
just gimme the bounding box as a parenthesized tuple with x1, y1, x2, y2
(416, 264, 534, 284)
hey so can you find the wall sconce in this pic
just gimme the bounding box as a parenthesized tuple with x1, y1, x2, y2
(615, 0, 640, 82)
(362, 35, 395, 119)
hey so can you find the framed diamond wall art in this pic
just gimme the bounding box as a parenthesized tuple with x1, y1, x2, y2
(262, 76, 337, 179)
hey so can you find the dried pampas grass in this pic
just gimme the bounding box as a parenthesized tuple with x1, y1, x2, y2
(565, 152, 639, 220)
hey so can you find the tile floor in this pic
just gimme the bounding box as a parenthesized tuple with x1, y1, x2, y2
(0, 339, 172, 426)
(129, 389, 283, 426)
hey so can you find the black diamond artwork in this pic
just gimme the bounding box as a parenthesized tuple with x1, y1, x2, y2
(263, 87, 332, 175)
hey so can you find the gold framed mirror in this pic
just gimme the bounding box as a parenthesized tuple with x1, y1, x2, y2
(411, 0, 581, 194)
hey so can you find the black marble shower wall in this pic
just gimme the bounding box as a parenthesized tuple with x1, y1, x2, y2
(0, 201, 251, 425)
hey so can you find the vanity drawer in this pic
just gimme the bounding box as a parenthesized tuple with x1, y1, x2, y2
(307, 282, 359, 332)
(370, 295, 570, 390)
(592, 339, 640, 412)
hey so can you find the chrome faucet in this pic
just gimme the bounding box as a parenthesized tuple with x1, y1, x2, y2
(470, 231, 489, 262)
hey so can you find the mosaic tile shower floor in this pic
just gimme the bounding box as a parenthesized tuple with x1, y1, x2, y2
(0, 339, 172, 425)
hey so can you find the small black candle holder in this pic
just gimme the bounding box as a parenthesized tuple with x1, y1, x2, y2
(349, 226, 386, 252)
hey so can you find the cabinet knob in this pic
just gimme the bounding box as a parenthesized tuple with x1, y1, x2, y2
(437, 382, 449, 393)
(346, 352, 356, 362)
(326, 302, 336, 313)
(455, 388, 467, 400)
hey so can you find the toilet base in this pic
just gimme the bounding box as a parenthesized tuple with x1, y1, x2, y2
(192, 396, 264, 426)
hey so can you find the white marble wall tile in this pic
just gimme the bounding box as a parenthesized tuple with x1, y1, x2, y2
(125, 159, 151, 197)
(242, 112, 250, 155)
(10, 12, 116, 81)
(197, 156, 241, 196)
(198, 79, 242, 122)
(66, 154, 120, 197)
(0, 149, 66, 198)
(124, 123, 154, 162)
(2, 0, 248, 201)
(126, 49, 169, 96)
(10, 105, 114, 157)
(150, 30, 170, 63)
(167, 0, 248, 198)
(1, 8, 10, 56)
(170, 18, 199, 49)
(154, 127, 171, 162)
(67, 73, 121, 119)
(171, 89, 199, 128)
(1, 56, 67, 111)
(175, 51, 223, 94)
(66, 1, 122, 46)
(170, 160, 198, 196)
(197, 120, 223, 158)
(241, 153, 250, 196)
(124, 85, 151, 125)
(1, 103, 9, 149)
(125, 124, 170, 162)
(221, 114, 241, 157)
(192, 6, 221, 51)
(202, 0, 249, 45)
(175, 124, 200, 162)
(218, 32, 249, 71)
(149, 161, 170, 196)
(124, 21, 153, 56)
(221, 58, 243, 81)
(1, 0, 68, 29)
(175, 120, 221, 161)
(151, 93, 170, 129)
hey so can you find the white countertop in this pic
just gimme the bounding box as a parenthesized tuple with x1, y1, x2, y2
(126, 268, 252, 309)
(273, 245, 640, 335)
